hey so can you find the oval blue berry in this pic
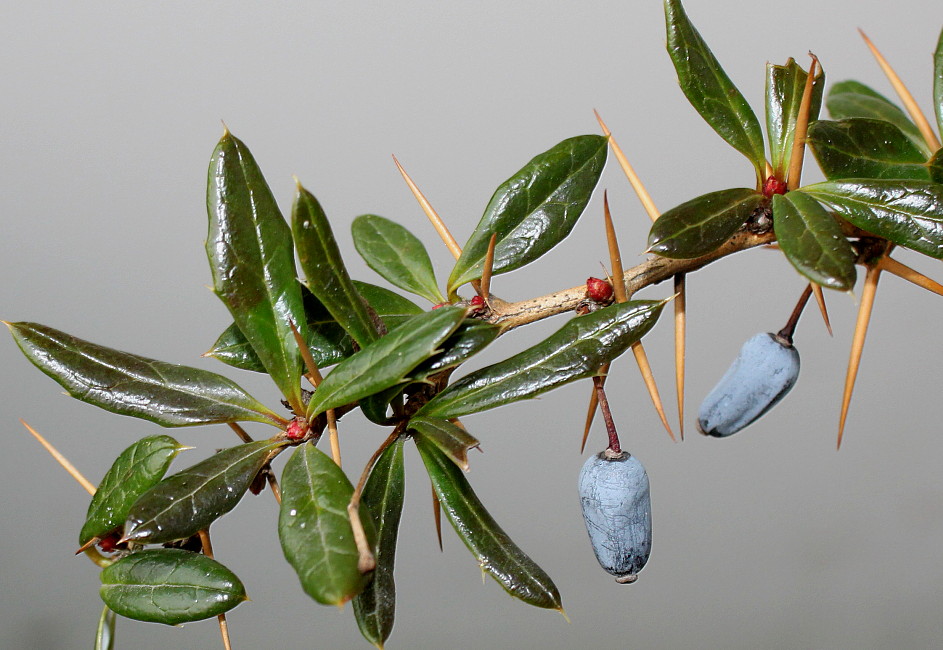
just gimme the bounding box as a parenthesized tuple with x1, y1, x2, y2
(578, 451, 652, 583)
(697, 332, 800, 437)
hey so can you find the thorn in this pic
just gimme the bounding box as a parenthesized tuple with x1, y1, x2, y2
(220, 120, 230, 136)
(858, 29, 941, 151)
(879, 256, 943, 297)
(581, 366, 608, 453)
(673, 273, 687, 439)
(632, 342, 676, 442)
(602, 191, 627, 304)
(198, 530, 233, 650)
(75, 537, 100, 555)
(21, 419, 96, 495)
(227, 422, 254, 443)
(432, 484, 443, 552)
(479, 233, 497, 304)
(392, 155, 464, 261)
(838, 263, 882, 449)
(810, 284, 833, 336)
(593, 110, 660, 221)
(557, 607, 571, 623)
(348, 501, 377, 573)
(786, 54, 819, 191)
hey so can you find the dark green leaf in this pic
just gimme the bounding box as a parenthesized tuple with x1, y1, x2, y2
(99, 549, 246, 625)
(766, 58, 825, 178)
(293, 184, 382, 348)
(410, 319, 500, 377)
(803, 179, 943, 258)
(935, 27, 943, 137)
(826, 80, 929, 155)
(807, 119, 931, 180)
(207, 281, 422, 374)
(647, 188, 765, 258)
(279, 443, 377, 606)
(414, 435, 561, 610)
(418, 299, 666, 420)
(95, 606, 116, 650)
(353, 214, 445, 304)
(359, 383, 407, 426)
(6, 322, 281, 427)
(353, 438, 406, 648)
(929, 148, 943, 184)
(664, 0, 766, 180)
(123, 440, 285, 544)
(80, 436, 185, 546)
(409, 417, 479, 471)
(306, 306, 466, 419)
(772, 192, 857, 291)
(206, 131, 308, 409)
(447, 135, 607, 295)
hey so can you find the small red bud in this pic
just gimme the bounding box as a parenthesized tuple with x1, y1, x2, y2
(586, 277, 613, 302)
(98, 531, 122, 553)
(469, 295, 485, 309)
(763, 176, 787, 198)
(285, 417, 308, 440)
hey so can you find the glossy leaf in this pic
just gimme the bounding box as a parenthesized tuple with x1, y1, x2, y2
(647, 188, 765, 259)
(80, 436, 185, 546)
(306, 306, 466, 419)
(293, 184, 381, 348)
(353, 438, 406, 648)
(99, 549, 246, 625)
(772, 191, 857, 291)
(208, 281, 421, 373)
(766, 58, 825, 177)
(95, 606, 116, 650)
(447, 135, 607, 295)
(207, 131, 308, 409)
(807, 119, 931, 180)
(803, 179, 943, 258)
(123, 440, 285, 544)
(279, 443, 377, 606)
(826, 80, 929, 155)
(664, 0, 766, 179)
(6, 322, 281, 427)
(410, 319, 500, 377)
(415, 435, 561, 610)
(418, 299, 666, 420)
(409, 417, 479, 471)
(353, 214, 445, 303)
(935, 27, 943, 137)
(359, 383, 408, 426)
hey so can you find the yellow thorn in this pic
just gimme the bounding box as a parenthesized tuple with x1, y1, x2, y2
(594, 110, 660, 221)
(786, 54, 819, 191)
(859, 29, 942, 151)
(602, 191, 628, 303)
(811, 284, 833, 336)
(21, 419, 96, 495)
(837, 263, 882, 449)
(557, 606, 571, 623)
(199, 530, 233, 650)
(879, 256, 943, 296)
(392, 155, 464, 261)
(631, 342, 676, 442)
(673, 274, 687, 440)
(479, 233, 497, 304)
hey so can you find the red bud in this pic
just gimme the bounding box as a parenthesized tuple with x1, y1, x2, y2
(586, 277, 613, 302)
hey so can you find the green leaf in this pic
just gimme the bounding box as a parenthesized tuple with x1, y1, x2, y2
(802, 179, 943, 258)
(123, 440, 285, 544)
(409, 319, 500, 378)
(447, 135, 608, 295)
(414, 435, 561, 610)
(772, 191, 857, 291)
(647, 188, 765, 259)
(206, 131, 308, 410)
(6, 322, 281, 427)
(353, 214, 445, 303)
(207, 281, 422, 374)
(418, 299, 666, 420)
(100, 549, 246, 625)
(306, 306, 466, 419)
(664, 0, 766, 180)
(352, 438, 406, 648)
(80, 436, 186, 546)
(95, 606, 116, 650)
(359, 383, 408, 426)
(293, 184, 381, 348)
(935, 27, 943, 137)
(826, 80, 930, 155)
(279, 442, 377, 606)
(766, 58, 825, 178)
(409, 417, 479, 471)
(807, 119, 931, 180)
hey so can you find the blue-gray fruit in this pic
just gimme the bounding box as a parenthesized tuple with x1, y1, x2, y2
(578, 451, 652, 583)
(697, 332, 800, 437)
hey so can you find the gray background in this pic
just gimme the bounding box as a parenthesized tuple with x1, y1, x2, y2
(3, 1, 942, 648)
